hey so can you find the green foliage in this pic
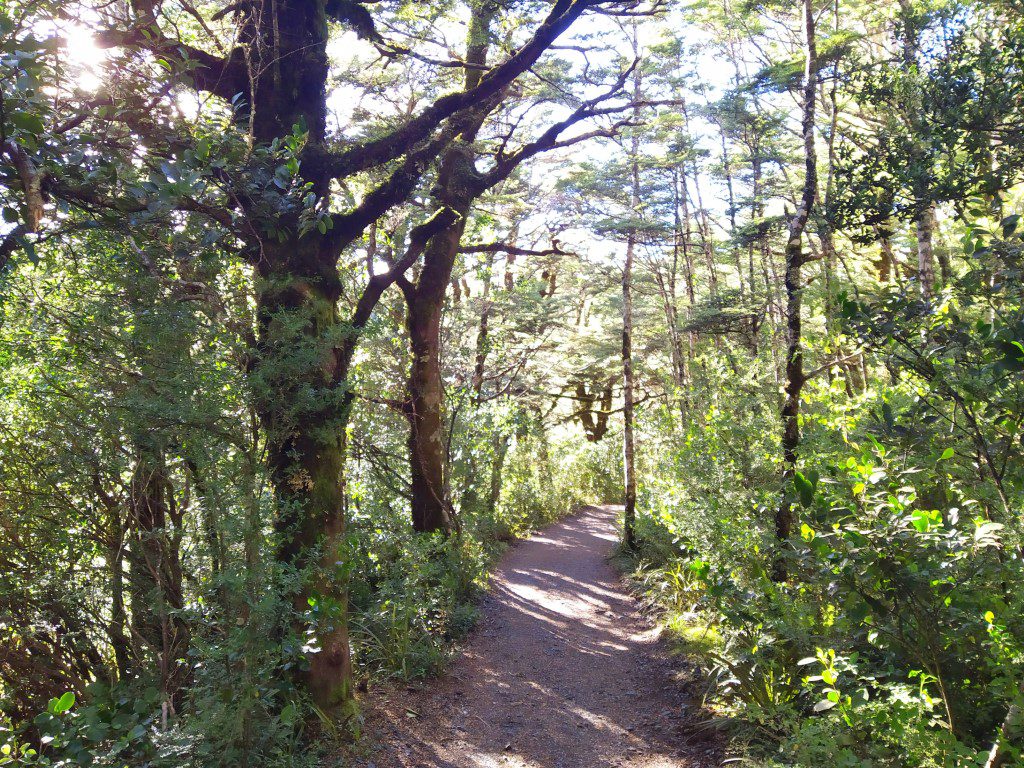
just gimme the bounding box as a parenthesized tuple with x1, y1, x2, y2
(3, 0, 1024, 765)
(348, 524, 487, 681)
(627, 211, 1024, 766)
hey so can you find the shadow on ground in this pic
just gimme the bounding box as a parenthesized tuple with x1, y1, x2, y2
(347, 506, 721, 768)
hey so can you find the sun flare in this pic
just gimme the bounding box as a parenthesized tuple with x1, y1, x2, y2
(58, 23, 106, 92)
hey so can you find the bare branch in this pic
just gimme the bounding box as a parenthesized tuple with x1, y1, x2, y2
(460, 243, 571, 257)
(322, 0, 614, 180)
(2, 141, 45, 231)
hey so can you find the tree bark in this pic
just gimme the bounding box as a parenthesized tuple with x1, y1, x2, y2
(897, 0, 937, 303)
(488, 430, 510, 516)
(254, 242, 354, 710)
(677, 166, 698, 370)
(621, 52, 641, 551)
(404, 223, 464, 533)
(916, 203, 936, 300)
(775, 0, 817, 581)
(401, 1, 499, 533)
(719, 130, 744, 299)
(680, 100, 718, 297)
(875, 224, 895, 283)
(94, 474, 131, 681)
(126, 441, 189, 707)
(224, 0, 358, 713)
(622, 230, 638, 550)
(471, 255, 495, 402)
(663, 168, 688, 398)
(986, 688, 1024, 768)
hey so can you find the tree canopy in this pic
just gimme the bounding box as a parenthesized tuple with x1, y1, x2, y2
(2, 0, 1024, 765)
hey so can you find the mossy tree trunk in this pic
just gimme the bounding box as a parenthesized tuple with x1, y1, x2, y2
(52, 0, 610, 713)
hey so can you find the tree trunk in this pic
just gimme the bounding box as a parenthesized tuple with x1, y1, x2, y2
(255, 243, 354, 711)
(621, 52, 642, 551)
(776, 0, 817, 581)
(897, 0, 937, 303)
(875, 224, 895, 283)
(720, 131, 744, 299)
(677, 166, 698, 369)
(223, 0, 358, 714)
(127, 441, 189, 707)
(404, 243, 460, 533)
(400, 1, 498, 533)
(185, 457, 224, 578)
(916, 203, 936, 300)
(622, 231, 638, 550)
(103, 494, 132, 681)
(664, 168, 688, 397)
(488, 430, 510, 516)
(749, 150, 764, 299)
(471, 258, 494, 402)
(681, 100, 718, 297)
(692, 181, 720, 298)
(986, 689, 1024, 768)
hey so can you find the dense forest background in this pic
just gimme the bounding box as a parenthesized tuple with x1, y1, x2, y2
(1, 0, 1023, 765)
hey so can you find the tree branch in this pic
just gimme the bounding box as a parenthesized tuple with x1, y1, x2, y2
(322, 0, 614, 180)
(90, 23, 246, 102)
(460, 243, 571, 257)
(334, 206, 459, 386)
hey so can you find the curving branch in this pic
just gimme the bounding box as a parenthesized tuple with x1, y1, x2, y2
(321, 0, 620, 180)
(90, 22, 247, 102)
(326, 126, 461, 255)
(460, 243, 571, 257)
(2, 141, 45, 231)
(475, 62, 639, 192)
(333, 207, 459, 387)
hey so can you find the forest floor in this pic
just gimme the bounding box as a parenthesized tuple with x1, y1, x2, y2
(347, 505, 720, 768)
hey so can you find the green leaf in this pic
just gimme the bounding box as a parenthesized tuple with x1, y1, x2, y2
(882, 402, 894, 429)
(15, 233, 37, 264)
(279, 702, 298, 726)
(997, 340, 1024, 371)
(53, 691, 75, 714)
(1001, 214, 1020, 238)
(795, 471, 815, 507)
(910, 509, 941, 533)
(974, 521, 1004, 548)
(9, 110, 45, 135)
(938, 447, 954, 461)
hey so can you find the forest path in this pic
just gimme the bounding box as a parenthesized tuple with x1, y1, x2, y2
(350, 505, 718, 768)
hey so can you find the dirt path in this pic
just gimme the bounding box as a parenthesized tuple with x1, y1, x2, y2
(351, 505, 718, 768)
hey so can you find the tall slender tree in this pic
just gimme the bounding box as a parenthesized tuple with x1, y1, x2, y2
(775, 0, 818, 580)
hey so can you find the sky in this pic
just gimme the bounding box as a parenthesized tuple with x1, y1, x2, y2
(38, 2, 745, 268)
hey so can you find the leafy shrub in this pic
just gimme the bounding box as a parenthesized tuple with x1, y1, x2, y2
(626, 217, 1024, 764)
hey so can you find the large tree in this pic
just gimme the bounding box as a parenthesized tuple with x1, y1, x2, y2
(1, 0, 642, 711)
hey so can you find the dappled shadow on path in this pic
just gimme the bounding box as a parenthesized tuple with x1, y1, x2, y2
(349, 506, 719, 768)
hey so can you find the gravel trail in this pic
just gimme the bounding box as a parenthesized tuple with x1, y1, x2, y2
(352, 505, 718, 768)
